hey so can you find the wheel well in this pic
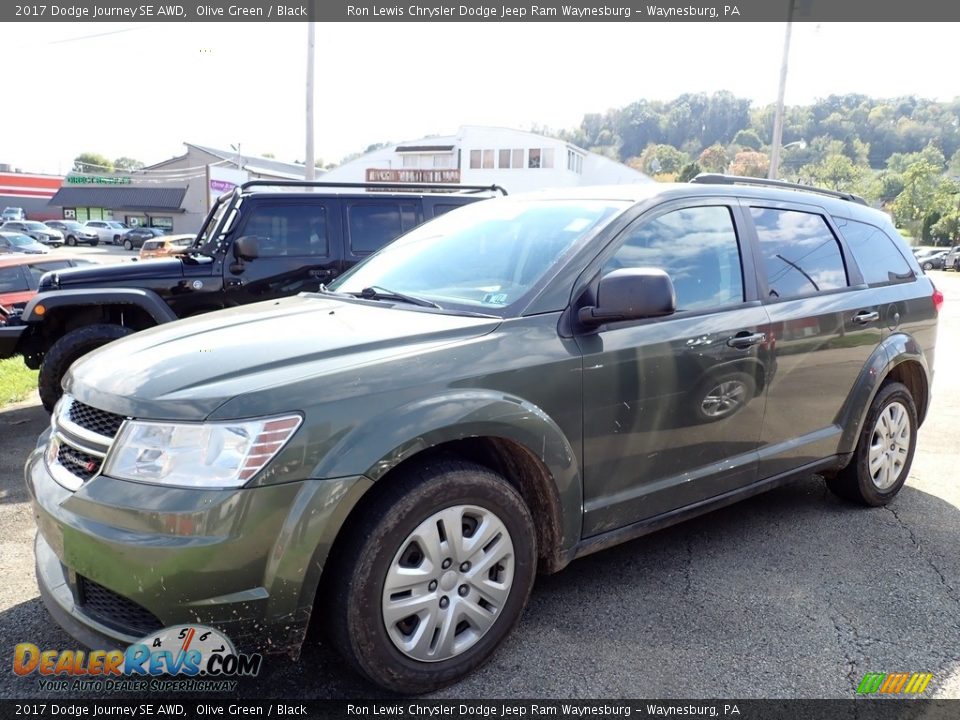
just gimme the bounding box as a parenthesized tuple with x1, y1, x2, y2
(884, 360, 929, 425)
(33, 304, 157, 357)
(325, 437, 566, 580)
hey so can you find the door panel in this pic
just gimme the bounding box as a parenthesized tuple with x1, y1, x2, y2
(225, 201, 342, 306)
(745, 204, 883, 478)
(578, 203, 767, 536)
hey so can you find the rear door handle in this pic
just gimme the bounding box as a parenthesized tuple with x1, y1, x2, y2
(726, 331, 766, 349)
(853, 310, 880, 325)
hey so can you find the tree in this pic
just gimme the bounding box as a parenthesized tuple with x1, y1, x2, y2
(73, 153, 113, 173)
(636, 144, 688, 176)
(799, 154, 866, 192)
(677, 162, 702, 183)
(113, 157, 144, 171)
(697, 144, 729, 173)
(731, 129, 762, 151)
(728, 150, 769, 178)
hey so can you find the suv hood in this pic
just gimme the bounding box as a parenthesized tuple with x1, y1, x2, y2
(66, 295, 500, 419)
(52, 257, 184, 286)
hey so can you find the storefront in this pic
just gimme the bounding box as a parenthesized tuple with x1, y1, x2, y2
(47, 185, 187, 231)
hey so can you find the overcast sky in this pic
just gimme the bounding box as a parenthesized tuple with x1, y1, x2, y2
(3, 22, 958, 175)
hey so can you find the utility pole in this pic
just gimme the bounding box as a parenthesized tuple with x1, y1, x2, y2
(768, 0, 795, 180)
(305, 22, 316, 181)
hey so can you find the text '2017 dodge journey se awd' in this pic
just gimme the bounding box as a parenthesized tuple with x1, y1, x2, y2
(27, 176, 940, 693)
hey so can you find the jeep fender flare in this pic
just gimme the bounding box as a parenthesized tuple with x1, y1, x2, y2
(311, 389, 583, 560)
(20, 288, 179, 326)
(834, 332, 932, 457)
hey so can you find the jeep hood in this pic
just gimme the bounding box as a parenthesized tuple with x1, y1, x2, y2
(53, 258, 185, 286)
(65, 295, 500, 419)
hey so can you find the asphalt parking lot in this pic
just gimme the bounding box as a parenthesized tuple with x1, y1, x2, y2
(1, 271, 958, 700)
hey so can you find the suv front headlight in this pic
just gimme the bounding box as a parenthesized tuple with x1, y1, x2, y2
(103, 415, 302, 488)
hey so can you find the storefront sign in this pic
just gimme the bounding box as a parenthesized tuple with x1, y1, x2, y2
(66, 175, 132, 185)
(365, 169, 461, 184)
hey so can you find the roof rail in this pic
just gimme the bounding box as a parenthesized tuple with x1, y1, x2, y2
(237, 180, 508, 196)
(689, 173, 867, 205)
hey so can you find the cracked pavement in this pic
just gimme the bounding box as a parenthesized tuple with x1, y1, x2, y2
(1, 273, 958, 700)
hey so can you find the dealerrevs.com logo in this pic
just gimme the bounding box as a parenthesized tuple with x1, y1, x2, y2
(13, 625, 262, 692)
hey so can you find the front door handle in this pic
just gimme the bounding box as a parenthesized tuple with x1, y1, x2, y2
(726, 331, 766, 349)
(853, 310, 880, 325)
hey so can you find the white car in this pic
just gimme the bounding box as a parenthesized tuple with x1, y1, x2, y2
(83, 220, 130, 245)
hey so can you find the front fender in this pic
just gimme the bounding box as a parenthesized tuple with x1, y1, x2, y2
(21, 288, 178, 325)
(835, 332, 931, 456)
(311, 390, 582, 557)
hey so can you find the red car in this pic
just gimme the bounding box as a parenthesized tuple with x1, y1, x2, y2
(0, 255, 94, 313)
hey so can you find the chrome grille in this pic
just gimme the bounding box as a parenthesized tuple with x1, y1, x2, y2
(68, 400, 125, 439)
(56, 444, 102, 482)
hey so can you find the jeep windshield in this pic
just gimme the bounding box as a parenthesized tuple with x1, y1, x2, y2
(195, 197, 233, 254)
(330, 198, 629, 315)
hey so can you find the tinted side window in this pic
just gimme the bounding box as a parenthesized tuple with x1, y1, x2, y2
(751, 208, 848, 300)
(834, 217, 913, 286)
(0, 266, 27, 293)
(605, 205, 744, 312)
(347, 202, 418, 254)
(240, 205, 328, 257)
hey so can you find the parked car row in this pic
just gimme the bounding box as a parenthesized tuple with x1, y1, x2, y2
(912, 245, 960, 271)
(0, 254, 94, 317)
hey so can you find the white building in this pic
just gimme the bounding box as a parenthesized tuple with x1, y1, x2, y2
(322, 126, 650, 193)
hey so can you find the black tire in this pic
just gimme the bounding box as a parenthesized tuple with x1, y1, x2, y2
(921, 261, 933, 271)
(325, 458, 536, 694)
(66, 235, 77, 247)
(91, 240, 99, 247)
(123, 239, 133, 251)
(38, 324, 134, 412)
(826, 382, 918, 506)
(693, 370, 756, 423)
(113, 235, 122, 245)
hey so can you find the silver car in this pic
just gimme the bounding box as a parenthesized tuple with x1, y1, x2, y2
(0, 221, 63, 247)
(43, 220, 100, 247)
(944, 245, 960, 271)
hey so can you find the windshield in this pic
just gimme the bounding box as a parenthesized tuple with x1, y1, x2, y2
(24, 222, 46, 231)
(330, 198, 628, 312)
(9, 234, 34, 245)
(107, 222, 126, 229)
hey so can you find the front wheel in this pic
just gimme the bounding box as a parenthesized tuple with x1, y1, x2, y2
(325, 459, 536, 694)
(38, 324, 134, 412)
(826, 382, 918, 506)
(66, 235, 77, 247)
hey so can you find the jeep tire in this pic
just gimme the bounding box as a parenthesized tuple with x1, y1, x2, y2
(326, 459, 536, 694)
(39, 324, 134, 412)
(826, 382, 918, 506)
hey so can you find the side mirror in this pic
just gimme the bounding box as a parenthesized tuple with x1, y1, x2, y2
(578, 268, 677, 326)
(233, 235, 260, 261)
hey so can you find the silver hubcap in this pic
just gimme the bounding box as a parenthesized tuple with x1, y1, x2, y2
(382, 505, 515, 663)
(869, 401, 911, 490)
(701, 380, 747, 418)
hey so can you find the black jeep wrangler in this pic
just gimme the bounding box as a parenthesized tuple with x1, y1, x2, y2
(0, 181, 504, 410)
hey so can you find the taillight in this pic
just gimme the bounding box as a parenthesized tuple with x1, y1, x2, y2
(933, 287, 944, 314)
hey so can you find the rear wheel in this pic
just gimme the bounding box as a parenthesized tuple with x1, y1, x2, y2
(113, 235, 122, 245)
(921, 261, 934, 271)
(123, 239, 133, 251)
(38, 324, 134, 412)
(826, 382, 917, 506)
(325, 459, 536, 694)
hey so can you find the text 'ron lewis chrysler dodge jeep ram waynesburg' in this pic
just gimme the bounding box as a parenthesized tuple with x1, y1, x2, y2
(27, 176, 940, 693)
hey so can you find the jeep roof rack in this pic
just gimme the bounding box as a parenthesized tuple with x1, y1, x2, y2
(689, 173, 867, 205)
(238, 180, 508, 196)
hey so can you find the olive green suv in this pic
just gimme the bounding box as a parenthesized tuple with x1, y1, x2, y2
(27, 176, 940, 693)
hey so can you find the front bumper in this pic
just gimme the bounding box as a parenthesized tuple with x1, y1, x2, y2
(26, 447, 371, 655)
(0, 323, 25, 359)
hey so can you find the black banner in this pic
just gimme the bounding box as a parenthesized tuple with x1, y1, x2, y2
(1, 700, 960, 720)
(4, 0, 960, 23)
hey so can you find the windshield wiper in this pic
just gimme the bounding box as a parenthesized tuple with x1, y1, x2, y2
(352, 286, 441, 309)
